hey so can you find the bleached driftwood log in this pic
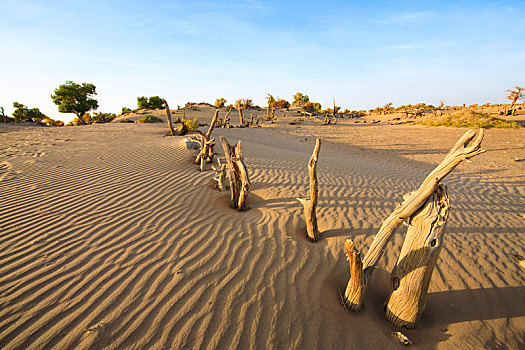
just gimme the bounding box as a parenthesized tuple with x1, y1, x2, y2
(385, 185, 450, 328)
(297, 138, 321, 242)
(212, 158, 227, 191)
(195, 109, 219, 171)
(344, 129, 485, 311)
(220, 136, 250, 210)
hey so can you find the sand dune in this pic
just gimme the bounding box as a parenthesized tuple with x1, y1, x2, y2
(0, 118, 524, 349)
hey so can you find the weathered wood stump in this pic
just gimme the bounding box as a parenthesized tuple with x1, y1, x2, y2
(220, 136, 250, 210)
(385, 185, 450, 328)
(344, 129, 485, 311)
(212, 158, 227, 191)
(297, 138, 321, 241)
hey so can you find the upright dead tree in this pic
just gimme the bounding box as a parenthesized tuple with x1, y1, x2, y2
(162, 98, 176, 135)
(238, 108, 247, 127)
(385, 185, 450, 328)
(297, 138, 321, 242)
(195, 109, 219, 171)
(162, 99, 187, 136)
(220, 136, 250, 210)
(223, 107, 232, 128)
(344, 129, 485, 311)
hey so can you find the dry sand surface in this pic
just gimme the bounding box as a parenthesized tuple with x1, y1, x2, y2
(1, 108, 524, 349)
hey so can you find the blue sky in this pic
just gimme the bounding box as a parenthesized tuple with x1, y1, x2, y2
(1, 0, 524, 121)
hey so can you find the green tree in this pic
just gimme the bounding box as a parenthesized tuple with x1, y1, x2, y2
(137, 96, 149, 109)
(148, 96, 165, 109)
(51, 81, 98, 125)
(12, 102, 47, 122)
(137, 96, 165, 109)
(215, 98, 227, 108)
(293, 92, 309, 106)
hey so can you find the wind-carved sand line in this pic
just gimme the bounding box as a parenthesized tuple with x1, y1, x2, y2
(0, 161, 12, 182)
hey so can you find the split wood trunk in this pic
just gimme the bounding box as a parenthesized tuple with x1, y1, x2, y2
(297, 138, 321, 241)
(344, 129, 485, 311)
(385, 185, 449, 328)
(220, 136, 250, 210)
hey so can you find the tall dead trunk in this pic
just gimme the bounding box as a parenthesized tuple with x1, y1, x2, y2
(344, 129, 485, 311)
(297, 138, 321, 241)
(385, 185, 450, 328)
(162, 99, 175, 135)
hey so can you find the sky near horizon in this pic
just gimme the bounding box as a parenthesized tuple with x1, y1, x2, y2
(1, 0, 524, 122)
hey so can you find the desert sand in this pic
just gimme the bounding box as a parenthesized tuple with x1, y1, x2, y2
(0, 107, 524, 349)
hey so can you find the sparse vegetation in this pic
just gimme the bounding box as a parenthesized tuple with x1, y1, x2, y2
(235, 98, 254, 109)
(121, 107, 133, 114)
(215, 98, 227, 108)
(303, 101, 321, 113)
(507, 86, 524, 108)
(137, 96, 165, 110)
(417, 110, 521, 128)
(137, 115, 163, 123)
(182, 117, 201, 131)
(12, 102, 47, 122)
(51, 81, 98, 125)
(93, 112, 117, 123)
(292, 92, 309, 106)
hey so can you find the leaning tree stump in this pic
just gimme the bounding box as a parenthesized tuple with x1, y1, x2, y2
(344, 129, 485, 311)
(220, 136, 250, 211)
(385, 185, 450, 328)
(297, 138, 321, 242)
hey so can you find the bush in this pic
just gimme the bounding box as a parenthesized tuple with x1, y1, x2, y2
(137, 115, 163, 123)
(93, 112, 117, 123)
(304, 102, 321, 113)
(215, 98, 226, 108)
(121, 107, 133, 114)
(182, 117, 200, 131)
(273, 99, 290, 109)
(42, 118, 64, 126)
(235, 98, 254, 109)
(293, 92, 309, 106)
(137, 96, 165, 110)
(417, 110, 521, 128)
(12, 102, 47, 122)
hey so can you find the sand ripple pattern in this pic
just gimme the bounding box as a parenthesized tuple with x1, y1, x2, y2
(0, 123, 524, 349)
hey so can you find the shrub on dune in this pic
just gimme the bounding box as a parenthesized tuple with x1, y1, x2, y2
(417, 110, 521, 128)
(137, 115, 163, 123)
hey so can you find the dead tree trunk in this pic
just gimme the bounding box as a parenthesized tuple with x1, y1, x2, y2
(238, 108, 245, 126)
(224, 107, 232, 128)
(162, 99, 176, 135)
(212, 158, 227, 191)
(220, 136, 250, 210)
(297, 138, 321, 242)
(344, 129, 485, 311)
(385, 185, 450, 328)
(195, 109, 219, 170)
